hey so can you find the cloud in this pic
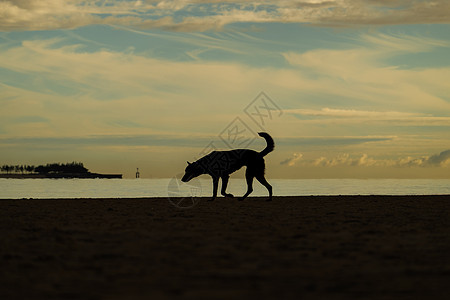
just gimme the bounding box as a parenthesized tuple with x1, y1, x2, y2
(287, 108, 450, 126)
(1, 0, 450, 32)
(282, 33, 450, 113)
(13, 116, 50, 124)
(1, 31, 449, 144)
(296, 0, 450, 27)
(427, 150, 450, 166)
(0, 133, 216, 148)
(280, 152, 303, 166)
(289, 108, 426, 119)
(110, 24, 265, 57)
(310, 150, 450, 168)
(313, 153, 356, 167)
(0, 37, 278, 97)
(0, 0, 96, 31)
(279, 136, 395, 147)
(0, 37, 298, 137)
(133, 1, 450, 31)
(392, 151, 450, 167)
(360, 33, 450, 53)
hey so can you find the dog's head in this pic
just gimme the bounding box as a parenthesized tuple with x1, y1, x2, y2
(181, 161, 204, 182)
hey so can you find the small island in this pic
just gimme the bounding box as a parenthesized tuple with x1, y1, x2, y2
(0, 162, 122, 179)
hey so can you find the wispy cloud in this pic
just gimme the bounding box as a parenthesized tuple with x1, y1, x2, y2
(278, 136, 395, 147)
(287, 108, 450, 126)
(289, 108, 426, 119)
(0, 133, 215, 148)
(0, 37, 290, 137)
(110, 24, 271, 58)
(360, 33, 450, 53)
(12, 116, 50, 124)
(283, 33, 450, 113)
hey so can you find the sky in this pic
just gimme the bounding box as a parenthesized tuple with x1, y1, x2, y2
(1, 0, 449, 179)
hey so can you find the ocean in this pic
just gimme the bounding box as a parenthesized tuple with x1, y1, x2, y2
(1, 178, 449, 199)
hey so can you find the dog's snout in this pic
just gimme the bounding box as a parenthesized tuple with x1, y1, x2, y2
(181, 174, 190, 182)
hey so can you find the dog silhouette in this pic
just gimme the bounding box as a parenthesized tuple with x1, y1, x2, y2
(182, 132, 274, 201)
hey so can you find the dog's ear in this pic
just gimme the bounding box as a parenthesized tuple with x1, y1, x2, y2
(187, 161, 191, 165)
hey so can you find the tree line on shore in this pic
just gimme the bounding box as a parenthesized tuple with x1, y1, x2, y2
(1, 162, 89, 174)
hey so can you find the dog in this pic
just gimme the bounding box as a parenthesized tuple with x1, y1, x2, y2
(181, 132, 274, 201)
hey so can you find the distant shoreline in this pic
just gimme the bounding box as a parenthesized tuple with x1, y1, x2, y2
(0, 173, 122, 179)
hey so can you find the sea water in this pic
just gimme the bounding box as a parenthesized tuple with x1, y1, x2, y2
(0, 178, 449, 199)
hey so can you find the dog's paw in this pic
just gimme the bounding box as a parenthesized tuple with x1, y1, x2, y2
(226, 193, 234, 198)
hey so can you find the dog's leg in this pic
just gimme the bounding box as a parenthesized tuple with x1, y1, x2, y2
(256, 174, 272, 201)
(239, 169, 254, 201)
(220, 176, 234, 198)
(209, 176, 219, 201)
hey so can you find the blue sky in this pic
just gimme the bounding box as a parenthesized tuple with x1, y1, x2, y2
(1, 0, 450, 178)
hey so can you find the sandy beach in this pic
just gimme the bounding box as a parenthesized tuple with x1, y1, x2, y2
(1, 195, 449, 299)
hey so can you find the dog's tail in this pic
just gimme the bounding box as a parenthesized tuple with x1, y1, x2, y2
(258, 132, 274, 157)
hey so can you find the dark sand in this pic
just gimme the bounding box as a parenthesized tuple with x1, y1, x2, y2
(1, 196, 449, 299)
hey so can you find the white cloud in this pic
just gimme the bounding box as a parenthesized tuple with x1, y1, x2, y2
(310, 150, 450, 168)
(313, 153, 354, 167)
(280, 152, 303, 166)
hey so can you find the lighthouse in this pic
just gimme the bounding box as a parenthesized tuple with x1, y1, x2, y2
(136, 168, 140, 179)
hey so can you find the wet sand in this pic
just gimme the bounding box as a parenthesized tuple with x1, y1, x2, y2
(1, 195, 449, 299)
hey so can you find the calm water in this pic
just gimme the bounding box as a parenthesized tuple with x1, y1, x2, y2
(0, 178, 449, 199)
